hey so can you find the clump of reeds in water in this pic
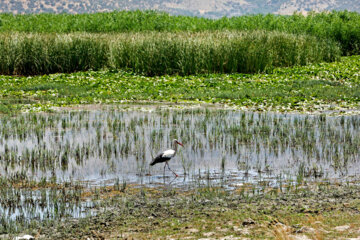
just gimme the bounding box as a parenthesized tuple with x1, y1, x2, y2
(0, 31, 340, 76)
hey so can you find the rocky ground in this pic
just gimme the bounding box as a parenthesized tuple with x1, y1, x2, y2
(1, 0, 359, 17)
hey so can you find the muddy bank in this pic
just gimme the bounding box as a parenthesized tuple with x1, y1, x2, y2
(7, 183, 360, 239)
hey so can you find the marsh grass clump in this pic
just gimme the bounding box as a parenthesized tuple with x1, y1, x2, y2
(0, 10, 359, 55)
(0, 33, 109, 75)
(110, 31, 340, 76)
(0, 31, 340, 76)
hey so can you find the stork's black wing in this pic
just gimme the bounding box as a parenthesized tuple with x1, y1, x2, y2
(150, 152, 171, 166)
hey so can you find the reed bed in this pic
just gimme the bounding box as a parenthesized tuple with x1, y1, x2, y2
(0, 31, 340, 76)
(0, 10, 358, 55)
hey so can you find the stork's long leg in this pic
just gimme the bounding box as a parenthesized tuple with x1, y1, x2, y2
(166, 162, 178, 177)
(163, 163, 166, 176)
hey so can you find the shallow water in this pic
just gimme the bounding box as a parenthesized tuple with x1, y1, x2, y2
(1, 107, 360, 226)
(0, 107, 359, 187)
(0, 188, 95, 223)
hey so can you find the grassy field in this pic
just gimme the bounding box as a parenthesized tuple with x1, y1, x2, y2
(0, 55, 359, 114)
(0, 10, 359, 55)
(0, 31, 340, 76)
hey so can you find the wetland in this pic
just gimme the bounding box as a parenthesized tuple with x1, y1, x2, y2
(1, 10, 360, 239)
(1, 107, 360, 239)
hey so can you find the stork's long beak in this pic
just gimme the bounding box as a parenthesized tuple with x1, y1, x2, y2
(177, 141, 184, 147)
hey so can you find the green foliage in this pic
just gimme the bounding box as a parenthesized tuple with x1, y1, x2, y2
(0, 10, 359, 55)
(0, 55, 359, 113)
(0, 31, 340, 76)
(0, 33, 109, 75)
(0, 102, 11, 114)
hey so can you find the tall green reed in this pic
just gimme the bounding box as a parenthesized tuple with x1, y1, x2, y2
(0, 31, 340, 76)
(0, 10, 358, 55)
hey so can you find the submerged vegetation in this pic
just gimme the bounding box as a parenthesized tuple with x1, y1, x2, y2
(0, 31, 340, 76)
(0, 10, 359, 55)
(0, 108, 359, 185)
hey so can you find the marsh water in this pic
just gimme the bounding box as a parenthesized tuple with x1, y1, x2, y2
(1, 107, 359, 184)
(1, 107, 360, 226)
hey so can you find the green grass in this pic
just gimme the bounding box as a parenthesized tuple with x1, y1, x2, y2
(0, 55, 359, 114)
(0, 31, 340, 76)
(0, 10, 359, 55)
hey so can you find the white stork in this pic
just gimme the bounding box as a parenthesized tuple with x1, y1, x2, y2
(150, 139, 183, 177)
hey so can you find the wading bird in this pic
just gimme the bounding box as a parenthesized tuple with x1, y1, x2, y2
(150, 139, 183, 177)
